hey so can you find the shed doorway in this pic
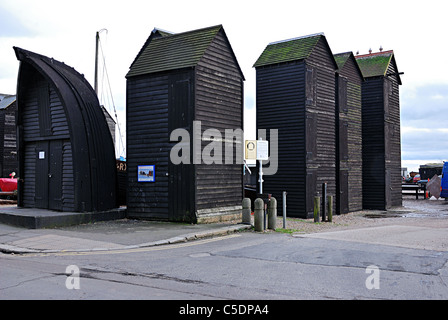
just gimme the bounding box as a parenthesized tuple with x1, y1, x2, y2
(168, 72, 193, 221)
(35, 140, 64, 211)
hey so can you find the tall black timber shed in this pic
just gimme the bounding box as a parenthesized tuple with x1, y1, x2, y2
(126, 25, 245, 223)
(253, 33, 338, 219)
(14, 47, 117, 212)
(355, 50, 402, 210)
(334, 52, 364, 214)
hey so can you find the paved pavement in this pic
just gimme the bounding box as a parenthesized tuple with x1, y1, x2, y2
(0, 205, 251, 254)
(1, 198, 447, 255)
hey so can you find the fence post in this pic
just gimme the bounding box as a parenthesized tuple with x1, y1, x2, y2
(314, 196, 321, 223)
(242, 198, 252, 225)
(322, 183, 327, 222)
(327, 195, 333, 223)
(282, 191, 287, 229)
(254, 198, 264, 232)
(268, 197, 277, 230)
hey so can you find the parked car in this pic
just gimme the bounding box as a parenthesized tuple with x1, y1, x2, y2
(0, 178, 17, 192)
(413, 174, 421, 183)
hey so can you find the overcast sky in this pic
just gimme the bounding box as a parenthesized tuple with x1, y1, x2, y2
(1, 0, 447, 172)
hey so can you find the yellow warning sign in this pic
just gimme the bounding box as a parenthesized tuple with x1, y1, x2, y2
(245, 140, 257, 160)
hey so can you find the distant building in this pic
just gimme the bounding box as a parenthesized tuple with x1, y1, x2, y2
(101, 106, 116, 147)
(356, 50, 403, 210)
(419, 163, 443, 180)
(0, 94, 18, 178)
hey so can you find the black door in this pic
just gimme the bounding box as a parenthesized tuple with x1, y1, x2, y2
(35, 140, 63, 211)
(168, 72, 193, 221)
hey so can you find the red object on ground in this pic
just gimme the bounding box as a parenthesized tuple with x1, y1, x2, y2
(0, 178, 17, 192)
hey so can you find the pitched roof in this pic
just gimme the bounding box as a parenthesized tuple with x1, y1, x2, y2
(128, 28, 174, 71)
(0, 95, 16, 110)
(355, 50, 393, 77)
(355, 50, 401, 84)
(334, 52, 352, 70)
(253, 33, 336, 68)
(127, 25, 240, 78)
(334, 51, 364, 81)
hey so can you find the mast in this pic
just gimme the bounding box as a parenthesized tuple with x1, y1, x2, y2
(94, 29, 107, 96)
(94, 31, 99, 95)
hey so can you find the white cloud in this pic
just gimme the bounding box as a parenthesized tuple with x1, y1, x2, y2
(2, 0, 448, 162)
(430, 94, 446, 101)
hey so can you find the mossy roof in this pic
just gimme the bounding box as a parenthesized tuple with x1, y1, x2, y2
(334, 52, 352, 70)
(355, 51, 394, 78)
(253, 34, 323, 68)
(334, 51, 364, 81)
(127, 25, 234, 78)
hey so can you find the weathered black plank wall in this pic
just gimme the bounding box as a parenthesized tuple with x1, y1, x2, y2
(254, 34, 338, 218)
(126, 25, 244, 223)
(195, 30, 244, 221)
(255, 62, 307, 215)
(334, 52, 363, 213)
(356, 50, 402, 210)
(14, 47, 117, 212)
(126, 73, 171, 219)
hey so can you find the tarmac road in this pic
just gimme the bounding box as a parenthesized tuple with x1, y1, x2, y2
(0, 198, 447, 301)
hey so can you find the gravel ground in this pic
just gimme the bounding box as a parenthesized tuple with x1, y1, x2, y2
(254, 196, 448, 234)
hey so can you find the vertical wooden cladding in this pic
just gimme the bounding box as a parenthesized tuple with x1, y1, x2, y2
(334, 52, 363, 214)
(254, 35, 337, 218)
(126, 25, 244, 223)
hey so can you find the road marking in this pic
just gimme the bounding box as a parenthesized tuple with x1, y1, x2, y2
(20, 234, 241, 257)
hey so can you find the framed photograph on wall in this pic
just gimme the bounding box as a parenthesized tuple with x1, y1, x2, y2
(138, 165, 155, 182)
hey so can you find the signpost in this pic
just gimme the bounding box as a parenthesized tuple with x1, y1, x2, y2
(245, 139, 269, 194)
